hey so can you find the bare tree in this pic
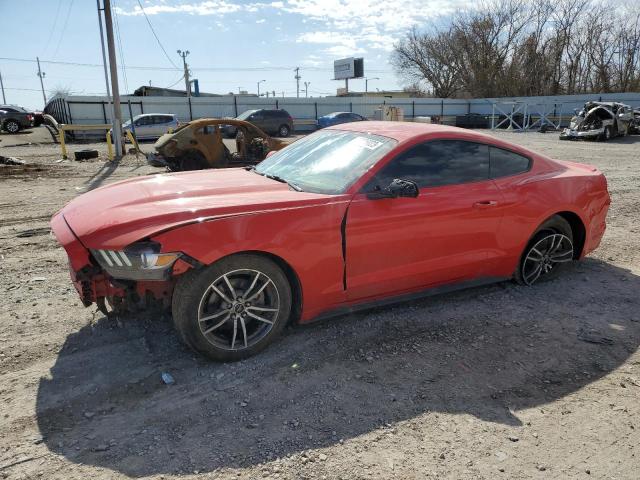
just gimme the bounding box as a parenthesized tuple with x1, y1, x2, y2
(392, 0, 640, 97)
(392, 27, 461, 98)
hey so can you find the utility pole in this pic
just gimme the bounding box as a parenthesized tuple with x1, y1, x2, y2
(0, 68, 6, 104)
(365, 77, 379, 93)
(96, 0, 115, 152)
(103, 0, 123, 157)
(294, 67, 301, 98)
(257, 79, 265, 97)
(36, 57, 47, 107)
(304, 81, 310, 98)
(177, 50, 191, 96)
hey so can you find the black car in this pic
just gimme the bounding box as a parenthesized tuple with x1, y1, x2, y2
(0, 105, 34, 133)
(222, 109, 293, 138)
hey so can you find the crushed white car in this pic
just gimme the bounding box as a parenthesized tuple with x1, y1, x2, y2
(560, 101, 633, 141)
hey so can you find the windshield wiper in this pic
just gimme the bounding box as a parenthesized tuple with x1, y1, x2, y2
(247, 167, 303, 191)
(264, 173, 303, 192)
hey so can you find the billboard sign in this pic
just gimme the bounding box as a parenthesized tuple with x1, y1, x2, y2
(334, 57, 364, 80)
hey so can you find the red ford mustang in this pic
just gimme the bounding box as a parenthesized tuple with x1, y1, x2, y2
(51, 122, 610, 361)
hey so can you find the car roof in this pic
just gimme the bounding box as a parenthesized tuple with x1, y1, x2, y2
(326, 121, 498, 143)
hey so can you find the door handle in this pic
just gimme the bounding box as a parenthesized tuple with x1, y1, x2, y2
(473, 200, 498, 208)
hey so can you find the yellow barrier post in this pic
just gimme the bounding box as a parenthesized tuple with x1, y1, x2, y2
(125, 130, 141, 156)
(105, 131, 113, 161)
(58, 123, 116, 161)
(59, 129, 67, 159)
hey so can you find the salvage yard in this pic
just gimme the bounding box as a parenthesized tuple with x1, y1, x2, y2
(1, 128, 639, 479)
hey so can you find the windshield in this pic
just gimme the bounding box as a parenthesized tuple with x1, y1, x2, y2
(255, 129, 397, 194)
(237, 110, 257, 120)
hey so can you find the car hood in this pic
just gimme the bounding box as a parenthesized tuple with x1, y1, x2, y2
(61, 168, 337, 249)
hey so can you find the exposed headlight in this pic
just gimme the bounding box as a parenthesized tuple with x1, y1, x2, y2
(91, 242, 182, 281)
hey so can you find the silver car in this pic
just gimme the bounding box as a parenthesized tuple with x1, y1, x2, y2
(123, 114, 179, 140)
(560, 102, 633, 141)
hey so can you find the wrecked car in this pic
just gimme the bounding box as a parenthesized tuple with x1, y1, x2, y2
(51, 122, 610, 362)
(147, 118, 286, 171)
(560, 101, 633, 141)
(630, 107, 640, 134)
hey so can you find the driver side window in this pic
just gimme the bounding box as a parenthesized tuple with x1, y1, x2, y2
(366, 140, 490, 191)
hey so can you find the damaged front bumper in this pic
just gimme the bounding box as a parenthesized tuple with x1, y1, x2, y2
(559, 127, 603, 140)
(50, 212, 189, 312)
(50, 212, 124, 307)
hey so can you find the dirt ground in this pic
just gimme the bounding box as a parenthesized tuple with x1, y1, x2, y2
(1, 127, 639, 479)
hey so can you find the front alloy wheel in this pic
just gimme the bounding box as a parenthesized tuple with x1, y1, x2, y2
(172, 254, 292, 361)
(521, 233, 574, 285)
(198, 269, 280, 351)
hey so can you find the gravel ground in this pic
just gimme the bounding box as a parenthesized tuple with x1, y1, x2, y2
(0, 127, 639, 479)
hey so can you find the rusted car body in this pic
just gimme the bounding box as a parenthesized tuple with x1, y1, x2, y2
(147, 118, 286, 171)
(560, 101, 633, 141)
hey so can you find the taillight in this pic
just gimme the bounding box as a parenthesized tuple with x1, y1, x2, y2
(27, 114, 33, 120)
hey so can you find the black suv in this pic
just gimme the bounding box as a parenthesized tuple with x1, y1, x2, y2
(223, 109, 294, 138)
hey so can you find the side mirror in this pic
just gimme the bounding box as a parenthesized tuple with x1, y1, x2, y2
(366, 178, 419, 200)
(265, 150, 276, 158)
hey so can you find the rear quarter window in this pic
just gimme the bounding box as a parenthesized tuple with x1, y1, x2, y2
(489, 147, 531, 178)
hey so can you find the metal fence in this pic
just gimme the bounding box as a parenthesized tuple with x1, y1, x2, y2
(44, 92, 640, 136)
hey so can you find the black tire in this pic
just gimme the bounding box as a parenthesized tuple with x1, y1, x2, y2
(515, 215, 574, 286)
(277, 124, 290, 137)
(74, 149, 99, 161)
(179, 150, 208, 171)
(3, 120, 20, 134)
(172, 254, 292, 361)
(599, 125, 612, 142)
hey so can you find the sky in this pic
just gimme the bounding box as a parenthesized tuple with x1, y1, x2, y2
(0, 0, 467, 110)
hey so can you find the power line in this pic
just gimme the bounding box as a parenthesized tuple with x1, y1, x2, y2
(135, 0, 180, 69)
(165, 74, 184, 89)
(52, 0, 75, 58)
(112, 0, 129, 93)
(0, 57, 393, 74)
(42, 0, 63, 56)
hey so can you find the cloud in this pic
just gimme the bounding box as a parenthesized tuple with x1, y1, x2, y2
(115, 0, 472, 56)
(114, 0, 242, 16)
(302, 54, 324, 67)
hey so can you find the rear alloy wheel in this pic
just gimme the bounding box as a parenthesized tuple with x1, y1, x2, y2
(172, 254, 292, 361)
(520, 233, 574, 285)
(278, 124, 290, 137)
(516, 215, 574, 286)
(4, 120, 20, 134)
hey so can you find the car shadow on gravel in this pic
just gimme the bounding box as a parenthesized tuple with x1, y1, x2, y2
(36, 258, 640, 477)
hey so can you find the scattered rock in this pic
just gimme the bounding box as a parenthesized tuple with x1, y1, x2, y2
(508, 435, 519, 442)
(0, 155, 26, 166)
(161, 372, 175, 385)
(537, 465, 547, 471)
(83, 411, 95, 419)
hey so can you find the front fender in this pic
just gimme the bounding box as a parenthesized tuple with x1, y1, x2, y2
(152, 201, 350, 321)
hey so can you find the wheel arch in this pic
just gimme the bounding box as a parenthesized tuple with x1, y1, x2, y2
(205, 249, 303, 325)
(547, 211, 586, 259)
